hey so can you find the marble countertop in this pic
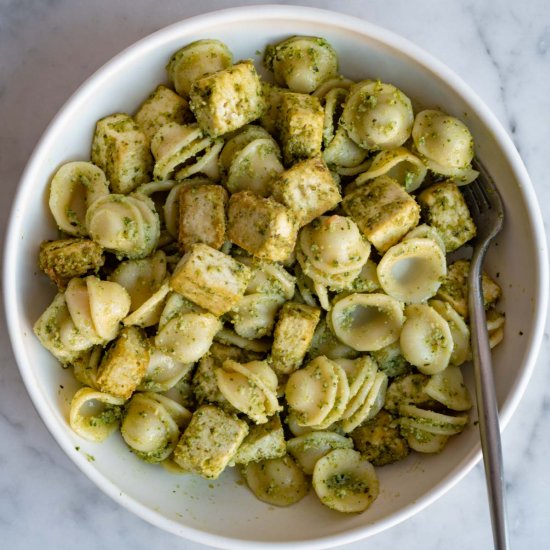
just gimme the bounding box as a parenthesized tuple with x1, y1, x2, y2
(1, 1, 549, 549)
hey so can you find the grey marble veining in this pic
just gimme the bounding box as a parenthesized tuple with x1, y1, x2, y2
(1, 1, 549, 549)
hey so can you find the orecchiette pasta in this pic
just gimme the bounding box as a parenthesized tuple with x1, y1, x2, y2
(34, 293, 87, 363)
(122, 280, 171, 328)
(264, 36, 338, 94)
(334, 356, 377, 403)
(399, 404, 469, 436)
(323, 126, 370, 170)
(49, 161, 109, 236)
(287, 431, 353, 475)
(225, 137, 284, 197)
(86, 276, 132, 341)
(354, 147, 427, 192)
(486, 309, 506, 348)
(424, 365, 472, 411)
(285, 356, 340, 427)
(313, 358, 350, 429)
(239, 257, 296, 300)
(166, 39, 233, 97)
(399, 423, 449, 454)
(138, 348, 194, 392)
(429, 299, 471, 366)
(216, 359, 280, 424)
(35, 34, 506, 516)
(312, 448, 380, 513)
(402, 223, 446, 252)
(69, 387, 125, 442)
(376, 237, 447, 303)
(65, 275, 131, 345)
(412, 109, 478, 183)
(341, 80, 414, 150)
(244, 455, 309, 506)
(400, 304, 454, 374)
(398, 397, 469, 453)
(349, 259, 381, 294)
(312, 76, 355, 98)
(297, 215, 371, 291)
(86, 193, 160, 259)
(341, 371, 388, 433)
(330, 293, 404, 351)
(151, 122, 222, 181)
(121, 392, 191, 462)
(109, 250, 167, 312)
(155, 310, 221, 363)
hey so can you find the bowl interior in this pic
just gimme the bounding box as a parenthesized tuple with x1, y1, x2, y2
(5, 6, 546, 549)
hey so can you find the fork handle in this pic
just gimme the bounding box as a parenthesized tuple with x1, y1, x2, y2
(469, 244, 509, 550)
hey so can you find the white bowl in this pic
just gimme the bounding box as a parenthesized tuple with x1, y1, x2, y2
(4, 5, 548, 549)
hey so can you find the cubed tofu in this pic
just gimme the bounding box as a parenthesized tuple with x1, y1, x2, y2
(134, 85, 192, 143)
(173, 404, 249, 478)
(418, 182, 477, 252)
(278, 92, 324, 165)
(271, 157, 341, 227)
(39, 238, 104, 290)
(91, 113, 152, 194)
(271, 301, 321, 374)
(342, 175, 420, 252)
(232, 415, 286, 465)
(227, 191, 298, 262)
(96, 326, 149, 399)
(178, 184, 228, 251)
(259, 82, 285, 136)
(350, 410, 410, 466)
(169, 243, 252, 315)
(189, 61, 265, 138)
(436, 259, 502, 318)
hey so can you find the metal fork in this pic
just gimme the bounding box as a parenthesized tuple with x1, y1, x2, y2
(461, 159, 508, 550)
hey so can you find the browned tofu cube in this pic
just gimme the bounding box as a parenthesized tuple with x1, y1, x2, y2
(271, 301, 321, 375)
(227, 191, 298, 262)
(91, 113, 152, 194)
(418, 182, 477, 252)
(169, 243, 252, 315)
(350, 410, 410, 466)
(436, 259, 502, 318)
(39, 238, 104, 289)
(178, 184, 228, 251)
(271, 157, 341, 227)
(279, 92, 324, 165)
(232, 414, 286, 465)
(342, 175, 420, 252)
(173, 404, 249, 478)
(135, 85, 192, 144)
(259, 82, 285, 136)
(96, 326, 149, 399)
(189, 61, 265, 138)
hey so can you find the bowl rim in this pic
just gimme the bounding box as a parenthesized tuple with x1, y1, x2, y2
(3, 4, 549, 549)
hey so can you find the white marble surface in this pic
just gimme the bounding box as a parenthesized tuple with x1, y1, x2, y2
(1, 0, 549, 549)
